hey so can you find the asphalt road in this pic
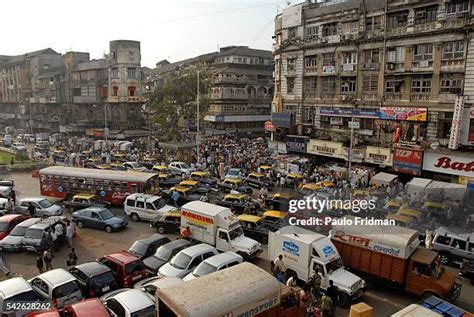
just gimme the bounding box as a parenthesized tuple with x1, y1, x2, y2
(3, 171, 473, 316)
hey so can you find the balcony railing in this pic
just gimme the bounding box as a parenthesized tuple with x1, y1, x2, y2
(413, 22, 438, 33)
(410, 93, 432, 101)
(441, 59, 464, 68)
(385, 92, 403, 100)
(361, 62, 380, 71)
(304, 92, 317, 99)
(361, 92, 378, 100)
(304, 67, 317, 74)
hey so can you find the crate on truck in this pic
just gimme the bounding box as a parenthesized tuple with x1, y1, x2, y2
(331, 216, 462, 301)
(156, 262, 301, 317)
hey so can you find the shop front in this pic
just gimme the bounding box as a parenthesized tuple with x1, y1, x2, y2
(378, 107, 428, 144)
(306, 139, 344, 159)
(392, 147, 423, 176)
(423, 151, 474, 183)
(286, 135, 308, 154)
(364, 146, 393, 167)
(343, 147, 365, 163)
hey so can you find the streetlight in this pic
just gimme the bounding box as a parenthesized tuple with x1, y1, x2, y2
(196, 70, 201, 162)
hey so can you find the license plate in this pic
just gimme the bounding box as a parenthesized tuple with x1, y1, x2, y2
(132, 275, 141, 281)
(102, 286, 110, 292)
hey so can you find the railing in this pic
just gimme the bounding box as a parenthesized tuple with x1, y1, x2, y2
(361, 92, 378, 100)
(413, 22, 438, 33)
(410, 93, 432, 101)
(441, 59, 464, 68)
(386, 27, 407, 37)
(361, 62, 380, 71)
(304, 92, 317, 99)
(385, 92, 403, 100)
(304, 67, 317, 74)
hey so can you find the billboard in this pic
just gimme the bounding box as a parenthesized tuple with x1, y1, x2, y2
(379, 107, 428, 122)
(282, 4, 302, 28)
(307, 140, 344, 159)
(423, 151, 474, 178)
(365, 146, 393, 166)
(286, 135, 308, 153)
(271, 113, 293, 128)
(392, 147, 423, 175)
(448, 96, 464, 150)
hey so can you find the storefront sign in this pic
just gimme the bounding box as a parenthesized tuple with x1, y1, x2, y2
(379, 107, 428, 122)
(272, 113, 293, 128)
(264, 121, 276, 132)
(307, 140, 344, 159)
(343, 148, 365, 163)
(318, 108, 378, 118)
(365, 146, 393, 166)
(322, 66, 336, 74)
(448, 96, 464, 150)
(330, 117, 343, 125)
(286, 136, 308, 153)
(423, 152, 474, 177)
(392, 147, 423, 175)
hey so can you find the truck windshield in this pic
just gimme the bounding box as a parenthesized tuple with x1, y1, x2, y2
(229, 227, 244, 240)
(325, 258, 343, 274)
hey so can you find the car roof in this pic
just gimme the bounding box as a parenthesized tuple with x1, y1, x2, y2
(225, 193, 247, 199)
(145, 276, 183, 289)
(113, 289, 154, 312)
(75, 262, 110, 277)
(0, 277, 32, 298)
(67, 298, 109, 316)
(435, 227, 474, 240)
(81, 206, 107, 213)
(238, 214, 262, 223)
(191, 171, 208, 176)
(73, 194, 96, 200)
(37, 269, 76, 286)
(273, 192, 294, 199)
(17, 217, 42, 227)
(202, 252, 242, 267)
(181, 243, 216, 256)
(20, 197, 46, 203)
(263, 210, 287, 219)
(136, 234, 168, 245)
(180, 180, 198, 186)
(126, 193, 160, 201)
(0, 214, 24, 222)
(104, 251, 140, 264)
(160, 239, 191, 251)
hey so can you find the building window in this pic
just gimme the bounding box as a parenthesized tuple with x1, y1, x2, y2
(446, 0, 469, 15)
(306, 25, 318, 40)
(413, 44, 433, 61)
(111, 68, 119, 79)
(360, 118, 374, 130)
(342, 52, 357, 65)
(305, 56, 317, 72)
(112, 86, 118, 96)
(322, 77, 335, 94)
(365, 15, 382, 31)
(387, 47, 405, 62)
(128, 86, 136, 96)
(342, 21, 358, 34)
(340, 77, 356, 94)
(322, 53, 335, 66)
(363, 49, 379, 63)
(362, 75, 378, 92)
(387, 11, 408, 28)
(322, 23, 338, 37)
(440, 73, 463, 94)
(304, 77, 317, 97)
(415, 6, 438, 25)
(127, 68, 137, 79)
(288, 27, 297, 39)
(442, 41, 465, 59)
(287, 58, 296, 71)
(287, 78, 295, 95)
(411, 75, 432, 93)
(385, 78, 403, 93)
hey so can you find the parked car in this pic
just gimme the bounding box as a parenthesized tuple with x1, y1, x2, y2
(190, 171, 218, 188)
(218, 178, 253, 195)
(264, 192, 296, 212)
(128, 234, 171, 259)
(261, 210, 288, 229)
(0, 198, 12, 215)
(150, 210, 181, 234)
(22, 217, 67, 252)
(183, 252, 243, 281)
(168, 161, 196, 177)
(164, 187, 207, 207)
(19, 198, 63, 217)
(123, 161, 147, 172)
(215, 193, 259, 214)
(158, 243, 218, 278)
(157, 172, 181, 188)
(100, 288, 156, 317)
(98, 251, 148, 287)
(69, 262, 119, 298)
(12, 142, 27, 153)
(124, 193, 177, 222)
(72, 207, 128, 233)
(28, 269, 83, 309)
(225, 168, 243, 180)
(0, 277, 39, 316)
(171, 180, 210, 195)
(237, 214, 273, 245)
(0, 214, 27, 240)
(432, 227, 474, 265)
(143, 239, 191, 274)
(62, 298, 110, 317)
(245, 172, 273, 190)
(2, 135, 13, 147)
(0, 180, 14, 188)
(63, 194, 110, 212)
(0, 186, 12, 199)
(134, 276, 183, 296)
(0, 217, 42, 251)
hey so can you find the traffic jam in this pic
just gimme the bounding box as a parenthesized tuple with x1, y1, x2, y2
(0, 136, 472, 317)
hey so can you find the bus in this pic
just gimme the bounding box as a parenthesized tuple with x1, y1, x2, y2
(39, 166, 159, 205)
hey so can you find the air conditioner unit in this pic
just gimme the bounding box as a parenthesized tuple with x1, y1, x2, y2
(387, 63, 396, 70)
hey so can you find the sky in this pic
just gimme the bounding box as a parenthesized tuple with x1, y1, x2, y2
(1, 0, 292, 67)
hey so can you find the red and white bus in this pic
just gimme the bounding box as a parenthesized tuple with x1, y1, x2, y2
(39, 166, 159, 205)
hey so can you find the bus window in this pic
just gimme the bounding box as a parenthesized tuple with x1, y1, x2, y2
(95, 179, 104, 190)
(131, 184, 138, 193)
(86, 178, 94, 190)
(104, 180, 112, 191)
(121, 182, 128, 192)
(113, 181, 121, 191)
(62, 176, 70, 189)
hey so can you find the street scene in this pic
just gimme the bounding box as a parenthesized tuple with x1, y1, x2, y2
(0, 0, 474, 316)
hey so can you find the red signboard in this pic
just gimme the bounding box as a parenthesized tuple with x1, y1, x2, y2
(392, 147, 423, 175)
(264, 121, 276, 132)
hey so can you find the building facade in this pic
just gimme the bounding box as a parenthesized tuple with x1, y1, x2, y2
(272, 0, 474, 183)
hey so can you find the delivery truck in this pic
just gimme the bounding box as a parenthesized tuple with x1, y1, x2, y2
(156, 262, 303, 317)
(331, 216, 462, 301)
(268, 226, 366, 307)
(180, 201, 263, 259)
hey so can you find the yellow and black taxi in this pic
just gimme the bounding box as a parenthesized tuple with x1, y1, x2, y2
(237, 214, 272, 245)
(171, 179, 209, 195)
(150, 210, 181, 234)
(152, 165, 169, 173)
(109, 162, 128, 171)
(190, 171, 218, 188)
(264, 192, 296, 212)
(51, 148, 67, 160)
(297, 183, 322, 197)
(422, 201, 447, 216)
(382, 199, 402, 214)
(165, 187, 207, 207)
(63, 193, 110, 211)
(96, 164, 112, 170)
(386, 213, 417, 228)
(259, 165, 272, 173)
(157, 172, 181, 188)
(261, 210, 288, 229)
(245, 172, 274, 190)
(218, 178, 253, 195)
(286, 173, 304, 187)
(215, 193, 259, 214)
(112, 152, 128, 162)
(84, 157, 103, 169)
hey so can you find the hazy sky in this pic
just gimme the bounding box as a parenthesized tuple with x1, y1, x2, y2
(1, 0, 290, 67)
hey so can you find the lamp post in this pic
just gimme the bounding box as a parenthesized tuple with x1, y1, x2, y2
(196, 70, 201, 162)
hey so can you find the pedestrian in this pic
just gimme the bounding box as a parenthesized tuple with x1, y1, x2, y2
(181, 226, 191, 241)
(326, 280, 339, 317)
(66, 221, 74, 248)
(273, 254, 286, 276)
(50, 227, 59, 253)
(0, 250, 10, 277)
(311, 268, 322, 302)
(43, 250, 53, 271)
(10, 190, 16, 207)
(36, 253, 44, 274)
(27, 202, 36, 217)
(66, 248, 78, 267)
(286, 271, 297, 287)
(171, 190, 181, 207)
(321, 291, 333, 317)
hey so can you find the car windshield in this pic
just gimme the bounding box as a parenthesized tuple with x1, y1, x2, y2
(24, 228, 43, 239)
(91, 271, 115, 288)
(193, 262, 217, 277)
(170, 252, 191, 270)
(37, 199, 53, 208)
(130, 305, 156, 317)
(180, 163, 190, 169)
(53, 281, 80, 298)
(325, 258, 343, 274)
(98, 209, 114, 220)
(130, 162, 141, 168)
(125, 261, 145, 275)
(130, 241, 147, 256)
(154, 246, 172, 261)
(4, 290, 38, 303)
(0, 222, 9, 231)
(229, 227, 244, 240)
(10, 225, 27, 236)
(153, 199, 166, 210)
(228, 170, 239, 175)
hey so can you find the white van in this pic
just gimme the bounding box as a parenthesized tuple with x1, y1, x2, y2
(124, 193, 177, 222)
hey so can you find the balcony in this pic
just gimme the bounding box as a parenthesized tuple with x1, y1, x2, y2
(340, 64, 357, 73)
(411, 60, 433, 71)
(410, 93, 433, 101)
(386, 62, 405, 73)
(440, 59, 464, 72)
(304, 67, 317, 75)
(413, 22, 439, 33)
(361, 92, 379, 100)
(386, 26, 408, 37)
(128, 96, 144, 103)
(385, 92, 404, 100)
(361, 62, 380, 71)
(73, 96, 99, 103)
(304, 92, 317, 99)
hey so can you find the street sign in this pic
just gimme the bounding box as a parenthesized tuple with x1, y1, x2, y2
(348, 121, 360, 129)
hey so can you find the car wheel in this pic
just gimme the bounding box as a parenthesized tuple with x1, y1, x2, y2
(157, 226, 165, 234)
(105, 225, 113, 233)
(77, 221, 84, 228)
(131, 213, 140, 222)
(336, 292, 351, 308)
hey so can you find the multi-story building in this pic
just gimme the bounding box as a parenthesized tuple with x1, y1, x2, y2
(205, 46, 274, 136)
(272, 0, 474, 183)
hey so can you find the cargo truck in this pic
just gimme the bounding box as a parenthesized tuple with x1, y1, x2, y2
(156, 262, 303, 317)
(180, 201, 263, 259)
(331, 217, 462, 301)
(268, 226, 366, 307)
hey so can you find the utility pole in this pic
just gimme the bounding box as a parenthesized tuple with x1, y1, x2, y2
(104, 104, 108, 147)
(196, 70, 200, 162)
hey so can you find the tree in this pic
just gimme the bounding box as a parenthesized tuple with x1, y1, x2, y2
(147, 68, 209, 141)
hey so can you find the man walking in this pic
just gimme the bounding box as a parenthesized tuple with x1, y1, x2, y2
(27, 202, 36, 217)
(0, 250, 10, 277)
(43, 250, 53, 271)
(326, 280, 339, 317)
(36, 253, 44, 274)
(66, 221, 74, 249)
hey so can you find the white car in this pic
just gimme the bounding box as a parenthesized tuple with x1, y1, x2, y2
(12, 142, 27, 152)
(0, 277, 39, 315)
(2, 135, 13, 147)
(158, 244, 218, 279)
(134, 276, 183, 296)
(183, 252, 243, 281)
(124, 193, 177, 222)
(168, 161, 196, 177)
(100, 288, 156, 317)
(19, 197, 63, 217)
(225, 168, 242, 180)
(123, 161, 147, 172)
(0, 197, 12, 215)
(0, 217, 42, 251)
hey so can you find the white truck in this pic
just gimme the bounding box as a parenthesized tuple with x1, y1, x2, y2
(180, 201, 263, 259)
(268, 226, 366, 307)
